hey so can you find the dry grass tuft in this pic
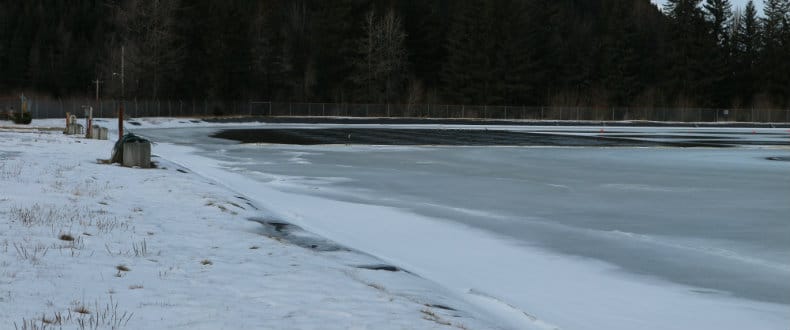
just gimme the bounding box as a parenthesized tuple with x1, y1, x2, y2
(58, 233, 74, 241)
(116, 264, 130, 272)
(73, 305, 90, 315)
(200, 259, 213, 266)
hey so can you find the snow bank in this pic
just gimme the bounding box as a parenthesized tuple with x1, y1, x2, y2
(0, 125, 497, 329)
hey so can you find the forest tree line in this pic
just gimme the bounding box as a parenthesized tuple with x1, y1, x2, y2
(0, 0, 789, 108)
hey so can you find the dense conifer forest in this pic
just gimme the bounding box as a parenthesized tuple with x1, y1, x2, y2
(0, 0, 788, 108)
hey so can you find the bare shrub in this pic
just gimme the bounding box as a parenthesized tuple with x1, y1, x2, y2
(13, 242, 49, 264)
(131, 239, 148, 257)
(17, 297, 133, 330)
(0, 160, 24, 179)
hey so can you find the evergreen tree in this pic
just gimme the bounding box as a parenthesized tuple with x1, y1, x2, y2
(441, 0, 499, 104)
(249, 1, 283, 101)
(311, 0, 362, 102)
(704, 0, 734, 46)
(599, 0, 644, 106)
(704, 0, 735, 107)
(760, 0, 790, 106)
(733, 1, 761, 105)
(398, 0, 447, 101)
(496, 0, 535, 105)
(664, 0, 715, 106)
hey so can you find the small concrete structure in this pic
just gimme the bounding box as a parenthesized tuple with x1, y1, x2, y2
(99, 127, 109, 140)
(66, 123, 83, 135)
(85, 125, 108, 140)
(122, 141, 151, 168)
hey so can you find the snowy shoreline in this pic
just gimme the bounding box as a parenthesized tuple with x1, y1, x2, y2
(1, 121, 497, 329)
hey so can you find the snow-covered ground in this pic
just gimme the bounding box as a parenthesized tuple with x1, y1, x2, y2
(4, 117, 789, 330)
(1, 120, 499, 329)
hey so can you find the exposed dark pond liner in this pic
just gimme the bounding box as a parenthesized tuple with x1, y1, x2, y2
(266, 222, 291, 232)
(248, 217, 350, 252)
(205, 117, 790, 128)
(425, 304, 457, 311)
(613, 135, 730, 140)
(128, 121, 142, 126)
(212, 128, 729, 147)
(700, 140, 790, 146)
(356, 264, 400, 272)
(766, 156, 790, 161)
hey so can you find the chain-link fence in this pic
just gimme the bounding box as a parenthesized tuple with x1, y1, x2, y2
(257, 103, 789, 122)
(2, 98, 788, 123)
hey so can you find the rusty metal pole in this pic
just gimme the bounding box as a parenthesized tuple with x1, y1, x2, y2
(119, 103, 124, 139)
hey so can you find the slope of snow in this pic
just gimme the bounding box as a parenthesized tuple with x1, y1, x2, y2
(0, 124, 498, 329)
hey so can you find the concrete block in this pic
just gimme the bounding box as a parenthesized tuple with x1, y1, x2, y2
(92, 125, 100, 139)
(66, 124, 83, 135)
(122, 142, 151, 168)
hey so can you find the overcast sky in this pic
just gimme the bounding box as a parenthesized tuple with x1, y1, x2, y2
(652, 0, 764, 13)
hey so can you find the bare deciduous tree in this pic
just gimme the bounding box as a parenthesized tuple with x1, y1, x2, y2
(121, 0, 184, 99)
(281, 0, 315, 102)
(355, 9, 407, 103)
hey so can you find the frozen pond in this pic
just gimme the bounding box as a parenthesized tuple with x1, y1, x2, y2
(138, 124, 790, 329)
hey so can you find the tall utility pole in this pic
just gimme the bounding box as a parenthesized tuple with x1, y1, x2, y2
(88, 78, 102, 138)
(93, 78, 103, 101)
(119, 46, 125, 139)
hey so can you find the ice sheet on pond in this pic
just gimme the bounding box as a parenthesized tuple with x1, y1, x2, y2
(138, 125, 790, 329)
